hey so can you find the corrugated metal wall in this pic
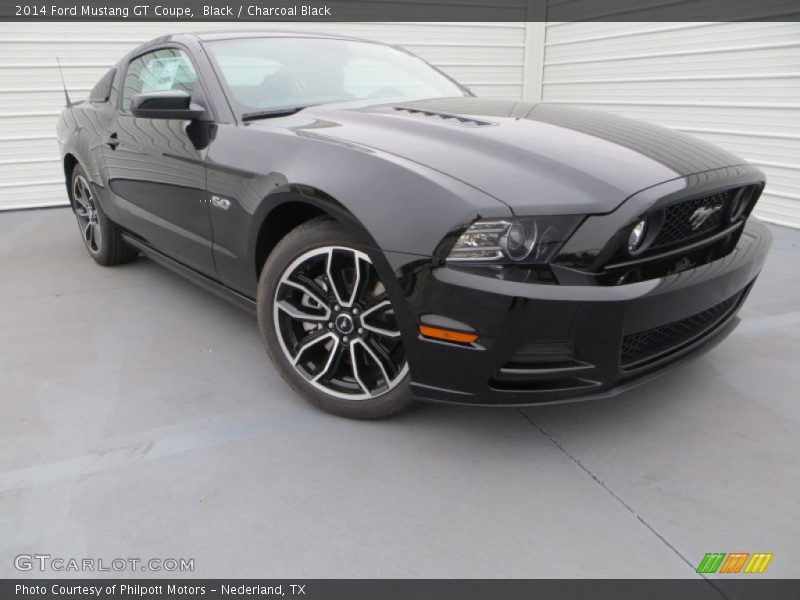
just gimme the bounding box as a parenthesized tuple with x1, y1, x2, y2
(540, 21, 800, 228)
(0, 22, 527, 210)
(2, 21, 799, 228)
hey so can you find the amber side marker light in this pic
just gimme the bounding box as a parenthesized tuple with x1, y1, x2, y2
(418, 324, 478, 344)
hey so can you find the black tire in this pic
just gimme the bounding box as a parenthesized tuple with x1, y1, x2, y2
(257, 217, 413, 419)
(69, 164, 138, 266)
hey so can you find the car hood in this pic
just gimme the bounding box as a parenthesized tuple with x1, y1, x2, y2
(274, 97, 745, 215)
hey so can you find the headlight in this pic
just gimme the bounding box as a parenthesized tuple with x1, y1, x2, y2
(446, 216, 582, 265)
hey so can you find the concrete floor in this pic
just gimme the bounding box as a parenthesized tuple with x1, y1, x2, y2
(1, 207, 798, 579)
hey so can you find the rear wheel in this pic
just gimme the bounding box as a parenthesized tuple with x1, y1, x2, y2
(69, 164, 138, 266)
(258, 218, 412, 419)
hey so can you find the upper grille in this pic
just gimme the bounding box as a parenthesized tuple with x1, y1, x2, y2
(649, 189, 735, 251)
(594, 184, 762, 284)
(621, 288, 745, 368)
(553, 180, 762, 286)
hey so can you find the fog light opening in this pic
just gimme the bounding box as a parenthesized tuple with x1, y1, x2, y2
(627, 219, 647, 254)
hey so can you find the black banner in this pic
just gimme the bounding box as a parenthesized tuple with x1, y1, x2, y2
(5, 580, 800, 600)
(1, 0, 799, 22)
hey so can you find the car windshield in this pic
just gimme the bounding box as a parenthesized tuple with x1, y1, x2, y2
(204, 37, 468, 115)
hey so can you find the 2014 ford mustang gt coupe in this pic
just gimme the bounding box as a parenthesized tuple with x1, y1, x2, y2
(57, 32, 771, 418)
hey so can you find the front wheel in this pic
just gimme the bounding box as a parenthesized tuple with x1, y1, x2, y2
(257, 218, 412, 419)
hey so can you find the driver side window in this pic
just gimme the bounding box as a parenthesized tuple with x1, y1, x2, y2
(122, 48, 198, 112)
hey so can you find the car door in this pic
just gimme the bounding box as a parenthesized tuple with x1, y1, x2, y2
(101, 46, 216, 277)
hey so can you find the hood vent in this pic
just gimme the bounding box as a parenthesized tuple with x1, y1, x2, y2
(393, 106, 495, 128)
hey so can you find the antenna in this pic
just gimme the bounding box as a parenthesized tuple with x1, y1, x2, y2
(56, 57, 72, 107)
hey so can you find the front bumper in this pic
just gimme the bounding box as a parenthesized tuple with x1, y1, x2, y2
(390, 218, 771, 406)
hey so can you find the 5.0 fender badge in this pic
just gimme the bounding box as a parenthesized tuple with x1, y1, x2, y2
(210, 195, 231, 210)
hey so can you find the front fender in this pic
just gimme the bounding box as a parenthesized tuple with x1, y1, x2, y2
(206, 122, 511, 296)
(253, 186, 381, 254)
(208, 123, 510, 252)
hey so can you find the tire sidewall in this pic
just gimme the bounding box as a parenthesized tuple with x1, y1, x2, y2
(256, 218, 412, 419)
(70, 164, 113, 263)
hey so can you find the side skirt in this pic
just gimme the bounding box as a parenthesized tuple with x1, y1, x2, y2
(121, 234, 257, 315)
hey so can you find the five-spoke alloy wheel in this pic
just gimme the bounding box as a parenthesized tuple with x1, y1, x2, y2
(258, 218, 412, 418)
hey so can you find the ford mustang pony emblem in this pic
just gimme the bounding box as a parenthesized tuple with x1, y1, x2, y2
(690, 204, 722, 230)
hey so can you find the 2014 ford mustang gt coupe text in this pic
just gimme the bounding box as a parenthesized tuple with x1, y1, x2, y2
(57, 32, 771, 418)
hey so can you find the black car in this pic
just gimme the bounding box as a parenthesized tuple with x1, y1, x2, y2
(57, 32, 771, 418)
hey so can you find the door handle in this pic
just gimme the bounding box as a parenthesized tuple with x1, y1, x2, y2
(105, 133, 120, 149)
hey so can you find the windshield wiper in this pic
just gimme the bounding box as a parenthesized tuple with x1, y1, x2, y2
(241, 105, 315, 122)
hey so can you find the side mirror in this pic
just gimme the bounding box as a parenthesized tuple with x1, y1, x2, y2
(131, 90, 206, 120)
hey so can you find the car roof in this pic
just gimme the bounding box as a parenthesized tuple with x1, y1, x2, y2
(120, 31, 389, 67)
(181, 30, 377, 43)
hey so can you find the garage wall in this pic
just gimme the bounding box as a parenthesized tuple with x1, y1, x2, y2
(540, 21, 800, 228)
(3, 21, 799, 228)
(0, 22, 527, 211)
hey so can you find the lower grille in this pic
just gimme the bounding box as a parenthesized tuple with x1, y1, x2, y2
(490, 342, 600, 392)
(621, 289, 746, 369)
